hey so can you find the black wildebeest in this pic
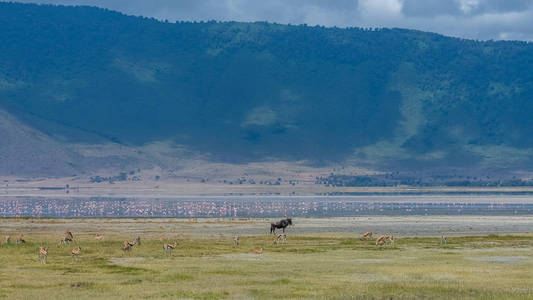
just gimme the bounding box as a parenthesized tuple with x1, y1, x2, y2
(270, 218, 293, 234)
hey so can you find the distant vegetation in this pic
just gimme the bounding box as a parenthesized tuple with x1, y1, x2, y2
(317, 174, 533, 187)
(1, 3, 533, 172)
(90, 171, 140, 183)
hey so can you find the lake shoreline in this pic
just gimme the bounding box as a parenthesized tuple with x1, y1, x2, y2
(2, 216, 533, 237)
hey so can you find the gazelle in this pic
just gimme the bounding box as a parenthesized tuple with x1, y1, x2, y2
(71, 246, 81, 258)
(233, 236, 240, 247)
(134, 236, 141, 246)
(441, 234, 447, 245)
(15, 234, 25, 244)
(65, 230, 74, 240)
(5, 236, 11, 244)
(94, 234, 104, 241)
(39, 246, 48, 264)
(376, 234, 394, 246)
(59, 235, 73, 245)
(252, 247, 263, 255)
(123, 241, 134, 252)
(162, 242, 178, 256)
(273, 233, 287, 244)
(361, 232, 373, 239)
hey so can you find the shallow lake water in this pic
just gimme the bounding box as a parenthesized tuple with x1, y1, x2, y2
(1, 195, 533, 218)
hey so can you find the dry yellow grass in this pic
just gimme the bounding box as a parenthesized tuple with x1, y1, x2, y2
(0, 219, 532, 299)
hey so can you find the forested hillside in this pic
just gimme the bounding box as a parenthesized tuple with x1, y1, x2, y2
(1, 3, 533, 175)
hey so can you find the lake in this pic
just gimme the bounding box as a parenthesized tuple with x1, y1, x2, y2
(1, 195, 533, 218)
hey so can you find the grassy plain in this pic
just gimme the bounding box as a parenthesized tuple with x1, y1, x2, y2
(0, 218, 532, 299)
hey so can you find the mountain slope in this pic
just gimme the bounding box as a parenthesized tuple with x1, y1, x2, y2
(0, 108, 81, 176)
(1, 3, 533, 176)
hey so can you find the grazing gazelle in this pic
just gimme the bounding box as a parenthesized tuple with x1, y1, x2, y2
(65, 230, 74, 240)
(39, 246, 48, 264)
(123, 241, 135, 252)
(94, 234, 104, 241)
(376, 234, 394, 246)
(71, 246, 82, 258)
(59, 235, 73, 245)
(441, 234, 447, 245)
(162, 242, 178, 256)
(233, 236, 240, 247)
(5, 236, 11, 244)
(252, 247, 263, 255)
(273, 233, 287, 244)
(361, 232, 373, 239)
(15, 234, 25, 244)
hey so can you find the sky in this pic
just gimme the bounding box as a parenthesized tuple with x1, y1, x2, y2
(7, 0, 533, 41)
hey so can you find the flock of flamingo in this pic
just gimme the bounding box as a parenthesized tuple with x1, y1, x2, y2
(3, 220, 449, 264)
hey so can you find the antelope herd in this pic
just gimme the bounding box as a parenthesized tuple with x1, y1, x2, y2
(3, 234, 25, 244)
(1, 220, 454, 265)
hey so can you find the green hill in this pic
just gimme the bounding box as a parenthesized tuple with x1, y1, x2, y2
(1, 3, 533, 175)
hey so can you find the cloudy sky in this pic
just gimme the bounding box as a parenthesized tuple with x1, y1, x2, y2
(8, 0, 533, 41)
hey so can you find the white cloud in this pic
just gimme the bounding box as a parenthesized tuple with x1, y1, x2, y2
(458, 0, 480, 14)
(359, 0, 403, 16)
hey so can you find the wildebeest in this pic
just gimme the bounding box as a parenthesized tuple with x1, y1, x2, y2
(270, 218, 293, 234)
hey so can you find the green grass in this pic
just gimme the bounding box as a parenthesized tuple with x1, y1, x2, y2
(0, 224, 533, 299)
